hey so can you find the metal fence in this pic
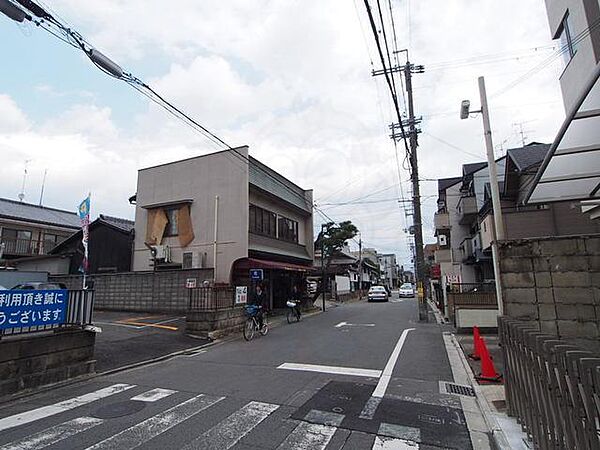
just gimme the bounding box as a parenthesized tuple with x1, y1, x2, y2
(499, 317, 600, 449)
(188, 286, 235, 311)
(1, 290, 95, 337)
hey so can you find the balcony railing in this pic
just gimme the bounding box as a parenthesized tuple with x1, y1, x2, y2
(458, 196, 478, 225)
(0, 238, 58, 256)
(434, 211, 450, 230)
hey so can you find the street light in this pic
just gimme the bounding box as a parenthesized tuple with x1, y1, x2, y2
(460, 76, 505, 315)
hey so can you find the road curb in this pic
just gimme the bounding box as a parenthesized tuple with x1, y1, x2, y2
(443, 331, 514, 450)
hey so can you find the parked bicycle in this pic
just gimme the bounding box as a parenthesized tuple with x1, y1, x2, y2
(243, 304, 268, 341)
(286, 299, 301, 324)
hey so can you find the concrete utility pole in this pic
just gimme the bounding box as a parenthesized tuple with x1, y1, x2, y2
(478, 76, 505, 314)
(372, 52, 427, 321)
(404, 60, 427, 321)
(358, 233, 363, 297)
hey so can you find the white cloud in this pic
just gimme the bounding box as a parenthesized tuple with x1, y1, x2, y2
(0, 0, 568, 268)
(0, 94, 30, 133)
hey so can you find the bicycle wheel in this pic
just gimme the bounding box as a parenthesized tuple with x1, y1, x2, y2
(243, 318, 255, 341)
(295, 308, 301, 322)
(286, 309, 293, 324)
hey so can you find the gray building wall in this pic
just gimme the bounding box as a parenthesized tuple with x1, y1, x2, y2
(545, 0, 600, 111)
(133, 148, 250, 283)
(0, 270, 48, 288)
(446, 183, 476, 284)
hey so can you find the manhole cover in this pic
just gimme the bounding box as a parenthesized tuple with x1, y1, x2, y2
(440, 382, 476, 397)
(91, 401, 146, 419)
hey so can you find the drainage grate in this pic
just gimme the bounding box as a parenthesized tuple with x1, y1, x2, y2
(442, 382, 476, 397)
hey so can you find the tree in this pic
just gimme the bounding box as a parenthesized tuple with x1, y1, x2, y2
(315, 221, 359, 295)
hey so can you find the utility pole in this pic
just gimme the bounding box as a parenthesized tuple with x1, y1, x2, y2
(372, 52, 427, 321)
(404, 60, 427, 321)
(358, 233, 363, 298)
(320, 224, 326, 312)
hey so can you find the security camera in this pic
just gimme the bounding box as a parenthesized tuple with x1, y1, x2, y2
(460, 100, 470, 120)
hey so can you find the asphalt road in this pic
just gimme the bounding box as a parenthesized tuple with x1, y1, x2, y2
(0, 293, 474, 449)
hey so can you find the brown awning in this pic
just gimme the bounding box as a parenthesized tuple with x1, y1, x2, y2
(234, 257, 311, 272)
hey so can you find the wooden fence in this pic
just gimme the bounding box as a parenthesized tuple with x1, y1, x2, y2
(499, 316, 600, 449)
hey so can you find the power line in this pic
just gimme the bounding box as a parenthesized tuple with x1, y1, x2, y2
(9, 0, 314, 209)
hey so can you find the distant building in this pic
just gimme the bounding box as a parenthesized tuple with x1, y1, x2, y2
(0, 198, 79, 261)
(132, 147, 314, 309)
(377, 253, 398, 288)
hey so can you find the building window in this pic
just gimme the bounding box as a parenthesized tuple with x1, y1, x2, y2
(164, 208, 179, 236)
(558, 12, 577, 67)
(278, 216, 298, 243)
(43, 233, 60, 252)
(249, 204, 277, 238)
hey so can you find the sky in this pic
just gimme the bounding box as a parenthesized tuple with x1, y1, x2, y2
(0, 0, 566, 270)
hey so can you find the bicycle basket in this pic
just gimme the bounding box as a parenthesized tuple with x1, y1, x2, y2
(245, 304, 260, 316)
(286, 300, 297, 308)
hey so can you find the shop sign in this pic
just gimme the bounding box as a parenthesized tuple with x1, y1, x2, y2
(235, 286, 248, 304)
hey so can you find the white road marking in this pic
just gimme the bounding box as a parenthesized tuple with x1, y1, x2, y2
(85, 394, 224, 450)
(130, 388, 177, 402)
(277, 363, 382, 378)
(304, 409, 345, 426)
(0, 417, 103, 450)
(184, 401, 279, 449)
(359, 396, 382, 420)
(277, 422, 337, 449)
(378, 422, 420, 442)
(335, 322, 375, 328)
(0, 384, 135, 433)
(372, 328, 415, 398)
(372, 436, 419, 449)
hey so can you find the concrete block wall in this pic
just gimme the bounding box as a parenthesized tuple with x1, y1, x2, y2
(186, 307, 246, 339)
(0, 330, 95, 398)
(499, 234, 600, 349)
(51, 269, 213, 313)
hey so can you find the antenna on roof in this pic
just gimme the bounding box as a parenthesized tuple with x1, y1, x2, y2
(39, 169, 48, 206)
(18, 159, 31, 202)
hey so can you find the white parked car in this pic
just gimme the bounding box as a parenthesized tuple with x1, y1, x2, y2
(399, 283, 415, 298)
(367, 285, 388, 302)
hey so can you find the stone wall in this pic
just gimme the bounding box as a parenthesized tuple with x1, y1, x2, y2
(499, 234, 600, 350)
(186, 307, 246, 339)
(0, 330, 95, 398)
(51, 269, 213, 313)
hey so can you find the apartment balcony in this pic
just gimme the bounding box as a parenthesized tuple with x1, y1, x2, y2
(434, 211, 450, 231)
(0, 238, 56, 257)
(458, 196, 478, 225)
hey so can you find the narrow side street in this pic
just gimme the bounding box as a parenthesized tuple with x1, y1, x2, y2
(0, 294, 484, 449)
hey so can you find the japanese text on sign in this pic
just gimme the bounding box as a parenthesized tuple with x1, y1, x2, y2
(0, 290, 68, 330)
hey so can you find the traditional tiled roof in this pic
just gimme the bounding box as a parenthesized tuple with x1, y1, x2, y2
(0, 197, 79, 229)
(99, 214, 134, 232)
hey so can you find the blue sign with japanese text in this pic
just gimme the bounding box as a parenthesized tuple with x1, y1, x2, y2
(0, 290, 68, 330)
(250, 269, 264, 280)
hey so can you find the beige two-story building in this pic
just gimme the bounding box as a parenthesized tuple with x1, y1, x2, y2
(132, 146, 314, 308)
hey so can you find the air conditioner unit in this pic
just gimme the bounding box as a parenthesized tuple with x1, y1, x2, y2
(182, 252, 193, 269)
(182, 251, 207, 269)
(154, 245, 171, 262)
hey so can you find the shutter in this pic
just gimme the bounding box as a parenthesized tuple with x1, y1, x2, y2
(178, 204, 195, 247)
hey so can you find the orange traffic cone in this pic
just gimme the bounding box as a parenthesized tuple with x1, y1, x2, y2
(469, 326, 482, 360)
(475, 336, 502, 383)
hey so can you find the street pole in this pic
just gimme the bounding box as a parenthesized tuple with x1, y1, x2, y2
(321, 224, 326, 312)
(358, 233, 362, 298)
(404, 61, 427, 321)
(478, 76, 505, 315)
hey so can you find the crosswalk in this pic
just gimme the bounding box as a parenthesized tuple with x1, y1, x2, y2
(0, 383, 424, 450)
